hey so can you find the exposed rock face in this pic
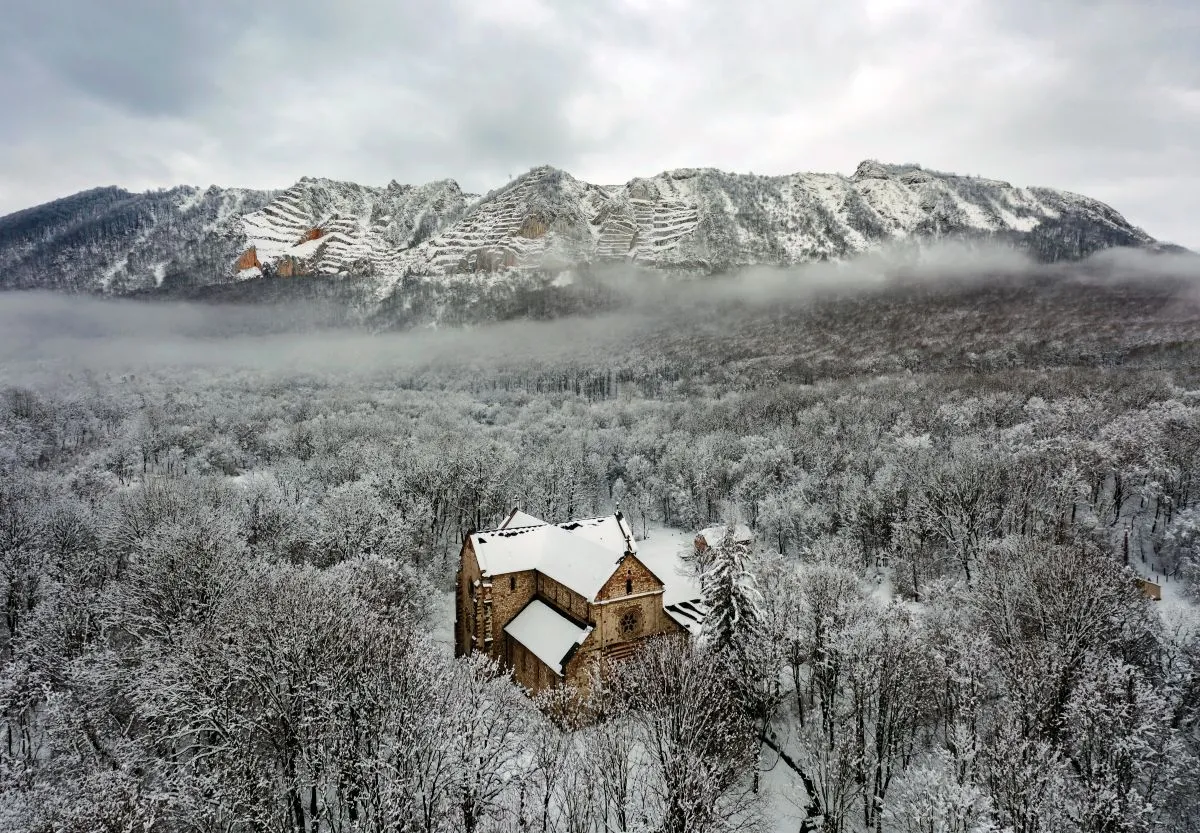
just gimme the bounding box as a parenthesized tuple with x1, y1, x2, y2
(237, 177, 469, 280)
(852, 159, 893, 181)
(516, 214, 549, 239)
(275, 256, 300, 277)
(235, 247, 261, 270)
(0, 160, 1174, 297)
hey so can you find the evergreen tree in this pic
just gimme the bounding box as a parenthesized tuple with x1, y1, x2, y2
(701, 523, 763, 656)
(701, 522, 779, 793)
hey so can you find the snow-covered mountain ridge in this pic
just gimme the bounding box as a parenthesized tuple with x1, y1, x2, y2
(0, 160, 1174, 297)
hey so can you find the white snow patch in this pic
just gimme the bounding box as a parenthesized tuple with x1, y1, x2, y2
(857, 178, 922, 232)
(286, 237, 325, 259)
(503, 599, 592, 675)
(99, 257, 127, 290)
(634, 524, 702, 606)
(499, 509, 546, 529)
(430, 590, 456, 653)
(952, 192, 998, 231)
(176, 187, 204, 214)
(992, 202, 1040, 232)
(697, 523, 752, 548)
(470, 514, 637, 600)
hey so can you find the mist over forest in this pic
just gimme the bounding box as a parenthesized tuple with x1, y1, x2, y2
(2, 248, 1200, 832)
(4, 243, 1200, 372)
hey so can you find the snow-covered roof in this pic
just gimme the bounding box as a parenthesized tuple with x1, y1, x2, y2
(698, 523, 753, 546)
(470, 512, 640, 600)
(499, 509, 546, 529)
(504, 599, 592, 676)
(665, 598, 708, 636)
(634, 527, 702, 606)
(561, 515, 639, 555)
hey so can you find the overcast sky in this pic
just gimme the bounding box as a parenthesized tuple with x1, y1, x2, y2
(3, 0, 1197, 247)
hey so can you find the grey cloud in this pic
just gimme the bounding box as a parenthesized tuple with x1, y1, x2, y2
(0, 0, 1197, 248)
(8, 2, 237, 117)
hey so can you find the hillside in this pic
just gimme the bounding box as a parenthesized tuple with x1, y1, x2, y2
(0, 185, 274, 292)
(0, 160, 1164, 302)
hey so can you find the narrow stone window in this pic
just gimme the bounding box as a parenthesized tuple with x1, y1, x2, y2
(509, 575, 516, 591)
(625, 578, 633, 595)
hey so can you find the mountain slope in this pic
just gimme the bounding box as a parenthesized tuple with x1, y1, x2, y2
(351, 160, 1162, 287)
(0, 160, 1165, 298)
(235, 176, 470, 280)
(0, 185, 276, 292)
(393, 161, 1154, 280)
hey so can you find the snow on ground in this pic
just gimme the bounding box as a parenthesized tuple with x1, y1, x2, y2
(759, 750, 811, 833)
(287, 236, 326, 260)
(868, 568, 895, 605)
(99, 256, 128, 290)
(428, 521, 812, 825)
(1118, 500, 1198, 630)
(993, 200, 1040, 232)
(429, 589, 456, 653)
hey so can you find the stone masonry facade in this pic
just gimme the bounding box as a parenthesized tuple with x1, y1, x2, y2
(455, 513, 686, 696)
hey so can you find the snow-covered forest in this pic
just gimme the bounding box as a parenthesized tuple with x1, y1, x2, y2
(1, 262, 1199, 833)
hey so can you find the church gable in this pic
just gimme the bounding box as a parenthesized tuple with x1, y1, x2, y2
(595, 553, 665, 602)
(457, 508, 706, 700)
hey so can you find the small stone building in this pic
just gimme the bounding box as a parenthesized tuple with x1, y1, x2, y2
(455, 509, 699, 694)
(693, 522, 754, 554)
(1136, 577, 1163, 601)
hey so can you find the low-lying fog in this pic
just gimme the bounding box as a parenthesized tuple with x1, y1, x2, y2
(1, 243, 1197, 381)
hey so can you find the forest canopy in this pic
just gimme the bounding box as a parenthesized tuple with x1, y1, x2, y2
(2, 253, 1199, 832)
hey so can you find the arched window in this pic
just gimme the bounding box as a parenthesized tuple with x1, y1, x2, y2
(625, 578, 633, 595)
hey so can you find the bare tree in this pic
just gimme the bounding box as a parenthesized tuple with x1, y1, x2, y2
(612, 637, 761, 833)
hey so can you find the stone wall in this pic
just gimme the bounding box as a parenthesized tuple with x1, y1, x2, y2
(510, 639, 557, 694)
(490, 569, 537, 647)
(457, 538, 544, 664)
(535, 573, 590, 623)
(594, 556, 673, 638)
(564, 644, 597, 693)
(454, 540, 484, 657)
(458, 540, 686, 703)
(596, 553, 663, 602)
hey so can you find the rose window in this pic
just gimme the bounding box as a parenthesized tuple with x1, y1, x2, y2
(619, 609, 641, 636)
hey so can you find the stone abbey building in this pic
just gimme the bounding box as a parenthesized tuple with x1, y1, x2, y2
(455, 509, 705, 693)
